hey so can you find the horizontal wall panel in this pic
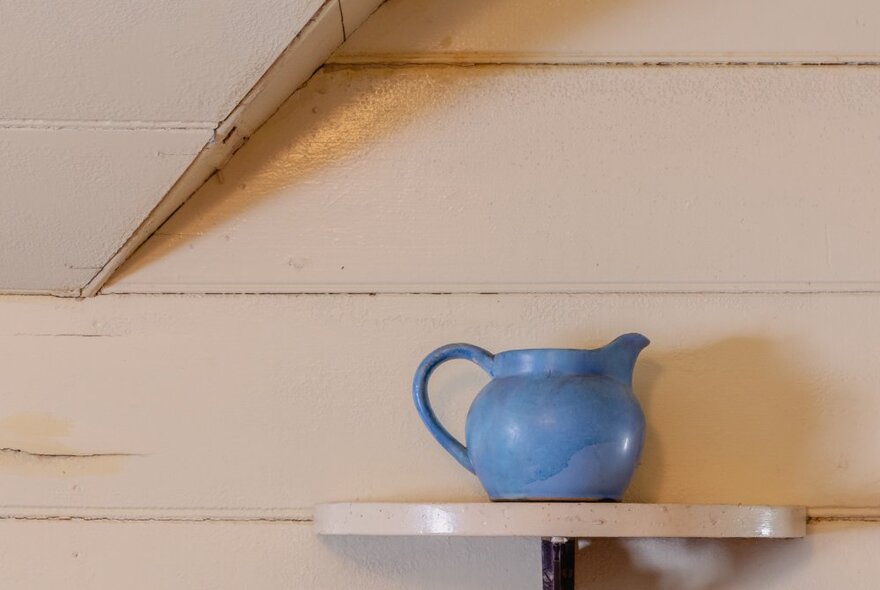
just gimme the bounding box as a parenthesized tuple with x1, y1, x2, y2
(2, 293, 880, 509)
(333, 0, 880, 63)
(0, 128, 211, 294)
(0, 519, 534, 589)
(109, 65, 880, 294)
(0, 0, 325, 122)
(0, 519, 875, 589)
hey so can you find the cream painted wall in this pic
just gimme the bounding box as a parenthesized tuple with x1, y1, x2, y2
(333, 0, 880, 63)
(108, 65, 880, 293)
(4, 0, 880, 588)
(2, 294, 880, 588)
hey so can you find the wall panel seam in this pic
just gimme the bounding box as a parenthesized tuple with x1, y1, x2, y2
(97, 289, 880, 297)
(0, 120, 217, 131)
(0, 507, 313, 523)
(0, 507, 876, 524)
(324, 60, 880, 68)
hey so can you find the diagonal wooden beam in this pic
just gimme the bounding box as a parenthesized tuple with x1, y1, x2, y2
(81, 0, 385, 297)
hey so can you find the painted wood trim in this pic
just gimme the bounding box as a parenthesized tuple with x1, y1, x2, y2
(80, 0, 346, 297)
(314, 503, 806, 538)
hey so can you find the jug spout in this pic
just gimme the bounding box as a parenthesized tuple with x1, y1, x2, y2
(598, 333, 650, 386)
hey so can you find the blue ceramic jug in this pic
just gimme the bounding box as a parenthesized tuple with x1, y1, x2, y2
(412, 334, 649, 501)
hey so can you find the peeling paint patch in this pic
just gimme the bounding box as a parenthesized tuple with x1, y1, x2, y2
(0, 448, 137, 459)
(0, 414, 138, 477)
(0, 449, 135, 477)
(12, 333, 116, 338)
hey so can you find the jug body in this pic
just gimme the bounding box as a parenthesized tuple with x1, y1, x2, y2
(467, 371, 644, 500)
(412, 335, 648, 501)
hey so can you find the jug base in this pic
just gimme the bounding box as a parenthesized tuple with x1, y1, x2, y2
(489, 495, 620, 503)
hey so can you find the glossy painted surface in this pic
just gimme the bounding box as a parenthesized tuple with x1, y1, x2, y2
(315, 503, 807, 538)
(413, 335, 648, 500)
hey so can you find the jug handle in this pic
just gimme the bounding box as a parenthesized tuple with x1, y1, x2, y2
(412, 343, 495, 474)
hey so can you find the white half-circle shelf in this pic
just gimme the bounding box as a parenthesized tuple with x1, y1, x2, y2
(314, 503, 806, 538)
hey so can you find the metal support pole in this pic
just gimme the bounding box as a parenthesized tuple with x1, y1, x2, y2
(541, 537, 575, 590)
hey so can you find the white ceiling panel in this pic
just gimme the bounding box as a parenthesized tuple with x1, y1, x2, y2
(0, 0, 360, 294)
(0, 128, 211, 294)
(0, 0, 325, 122)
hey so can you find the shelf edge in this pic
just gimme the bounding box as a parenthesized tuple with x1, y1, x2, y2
(314, 503, 807, 538)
